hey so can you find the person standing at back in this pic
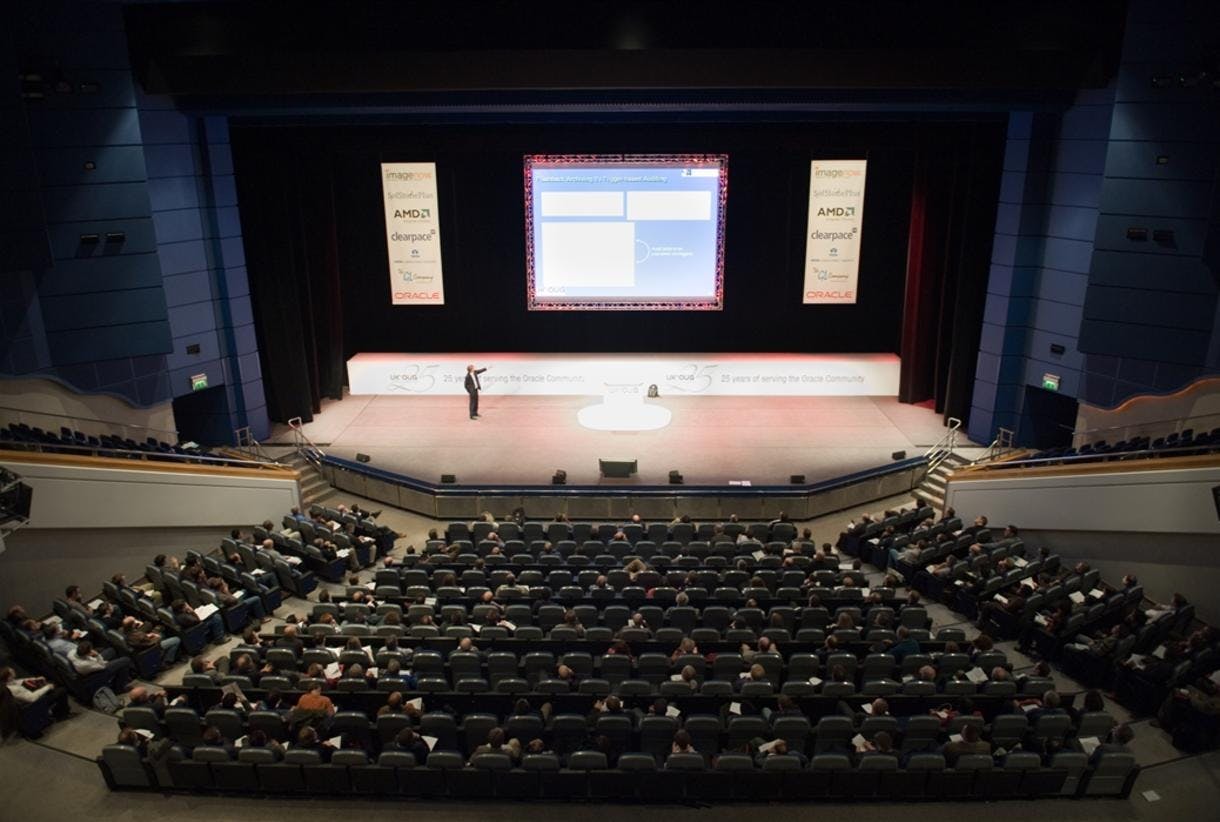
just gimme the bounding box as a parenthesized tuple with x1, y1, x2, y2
(465, 364, 488, 419)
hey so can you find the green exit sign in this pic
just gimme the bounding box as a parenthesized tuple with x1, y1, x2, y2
(190, 373, 209, 391)
(1042, 373, 1060, 391)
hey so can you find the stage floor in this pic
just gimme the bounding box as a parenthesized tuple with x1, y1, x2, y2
(270, 392, 979, 486)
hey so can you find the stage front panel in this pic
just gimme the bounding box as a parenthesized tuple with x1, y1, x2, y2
(347, 353, 899, 397)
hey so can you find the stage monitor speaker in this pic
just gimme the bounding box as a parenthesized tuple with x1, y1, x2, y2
(599, 459, 638, 478)
(668, 470, 684, 485)
(552, 470, 567, 485)
(440, 473, 456, 484)
(356, 453, 371, 463)
(891, 450, 907, 460)
(790, 474, 805, 485)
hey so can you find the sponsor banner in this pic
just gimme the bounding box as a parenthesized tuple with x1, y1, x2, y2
(803, 159, 867, 305)
(347, 352, 899, 397)
(381, 162, 445, 305)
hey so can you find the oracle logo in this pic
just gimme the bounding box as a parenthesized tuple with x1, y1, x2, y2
(394, 291, 441, 301)
(805, 290, 854, 300)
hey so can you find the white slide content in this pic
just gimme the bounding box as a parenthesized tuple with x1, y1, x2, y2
(540, 222, 636, 288)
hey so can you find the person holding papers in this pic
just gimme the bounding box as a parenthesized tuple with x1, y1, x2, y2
(940, 722, 992, 765)
(294, 726, 335, 762)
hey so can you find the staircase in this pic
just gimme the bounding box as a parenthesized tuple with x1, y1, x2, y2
(912, 451, 970, 513)
(280, 450, 336, 507)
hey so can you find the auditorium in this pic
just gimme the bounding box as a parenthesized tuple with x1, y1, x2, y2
(2, 1, 1219, 818)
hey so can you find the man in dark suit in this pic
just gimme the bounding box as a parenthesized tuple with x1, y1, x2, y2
(465, 364, 488, 419)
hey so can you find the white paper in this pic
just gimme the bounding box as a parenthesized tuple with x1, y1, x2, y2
(1152, 645, 1167, 660)
(324, 662, 341, 679)
(993, 594, 1008, 605)
(286, 556, 302, 566)
(666, 705, 681, 718)
(859, 588, 870, 598)
(808, 677, 823, 687)
(194, 603, 219, 620)
(1078, 736, 1100, 756)
(1021, 703, 1037, 713)
(327, 736, 343, 747)
(860, 702, 874, 715)
(757, 739, 782, 753)
(422, 735, 438, 750)
(407, 697, 423, 710)
(1142, 789, 1161, 803)
(500, 621, 516, 631)
(839, 563, 854, 571)
(964, 667, 988, 685)
(365, 582, 376, 590)
(752, 551, 765, 561)
(729, 702, 742, 715)
(134, 728, 155, 740)
(424, 597, 438, 607)
(851, 733, 868, 752)
(670, 674, 685, 682)
(235, 735, 248, 748)
(470, 624, 482, 634)
(336, 549, 351, 559)
(1069, 591, 1086, 605)
(1034, 614, 1048, 627)
(949, 733, 962, 743)
(1012, 557, 1028, 568)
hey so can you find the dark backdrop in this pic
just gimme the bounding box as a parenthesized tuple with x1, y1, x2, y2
(232, 118, 1001, 422)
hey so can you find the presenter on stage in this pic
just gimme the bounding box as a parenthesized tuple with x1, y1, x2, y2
(465, 364, 488, 419)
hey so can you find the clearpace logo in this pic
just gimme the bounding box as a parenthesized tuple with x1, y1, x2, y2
(665, 364, 717, 393)
(385, 364, 439, 391)
(391, 228, 437, 243)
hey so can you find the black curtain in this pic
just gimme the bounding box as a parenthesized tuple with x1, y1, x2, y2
(232, 133, 344, 424)
(899, 122, 1004, 428)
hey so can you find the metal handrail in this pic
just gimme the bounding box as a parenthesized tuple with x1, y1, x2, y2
(0, 403, 180, 441)
(232, 426, 280, 464)
(0, 439, 290, 471)
(924, 416, 962, 475)
(288, 417, 326, 466)
(963, 440, 1220, 472)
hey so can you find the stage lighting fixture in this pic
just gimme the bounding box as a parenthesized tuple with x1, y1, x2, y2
(891, 450, 907, 460)
(1050, 343, 1066, 355)
(440, 473, 456, 484)
(1125, 227, 1148, 241)
(790, 474, 806, 485)
(83, 160, 96, 171)
(104, 231, 126, 243)
(78, 233, 100, 244)
(552, 470, 567, 485)
(356, 453, 371, 463)
(668, 470, 684, 485)
(1152, 229, 1175, 243)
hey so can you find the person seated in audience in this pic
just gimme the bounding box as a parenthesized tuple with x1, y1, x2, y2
(111, 572, 161, 606)
(230, 653, 262, 686)
(257, 689, 293, 715)
(1087, 723, 1134, 765)
(887, 626, 920, 663)
(275, 624, 305, 656)
(554, 664, 580, 690)
(762, 694, 804, 723)
(618, 612, 652, 638)
(242, 728, 284, 760)
(604, 639, 634, 663)
(926, 555, 957, 579)
(207, 576, 268, 623)
(840, 697, 890, 726)
(377, 691, 410, 717)
(219, 689, 252, 717)
(238, 627, 267, 659)
(670, 728, 697, 756)
(1145, 592, 1190, 622)
(740, 636, 773, 663)
(42, 623, 78, 657)
(1023, 689, 1066, 722)
(0, 666, 69, 723)
(198, 724, 236, 758)
(294, 682, 336, 722)
(670, 637, 699, 663)
(940, 722, 991, 764)
(127, 686, 174, 717)
(389, 726, 430, 762)
(471, 726, 522, 764)
(120, 616, 181, 667)
(187, 648, 226, 682)
(888, 539, 924, 570)
(855, 730, 898, 765)
(755, 737, 805, 767)
(1064, 623, 1128, 662)
(735, 663, 768, 692)
(70, 640, 134, 692)
(63, 585, 95, 619)
(295, 726, 335, 762)
(169, 595, 226, 648)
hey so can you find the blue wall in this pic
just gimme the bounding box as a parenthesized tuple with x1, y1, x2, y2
(968, 88, 1114, 445)
(0, 1, 267, 441)
(1077, 0, 1220, 407)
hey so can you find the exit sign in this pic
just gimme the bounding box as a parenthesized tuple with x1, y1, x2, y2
(1041, 373, 1060, 391)
(190, 373, 208, 391)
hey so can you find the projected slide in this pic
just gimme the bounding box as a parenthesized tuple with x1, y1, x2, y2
(524, 154, 727, 310)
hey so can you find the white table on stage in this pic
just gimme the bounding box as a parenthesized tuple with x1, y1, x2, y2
(577, 381, 672, 432)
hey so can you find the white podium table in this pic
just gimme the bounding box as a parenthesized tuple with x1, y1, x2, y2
(577, 382, 672, 432)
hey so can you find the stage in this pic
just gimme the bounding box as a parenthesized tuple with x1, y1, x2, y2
(270, 390, 977, 487)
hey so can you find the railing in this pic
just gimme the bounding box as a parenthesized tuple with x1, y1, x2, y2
(1068, 410, 1220, 449)
(923, 416, 962, 476)
(232, 426, 280, 464)
(288, 417, 326, 467)
(0, 403, 179, 444)
(0, 439, 290, 472)
(979, 426, 1015, 462)
(961, 440, 1220, 473)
